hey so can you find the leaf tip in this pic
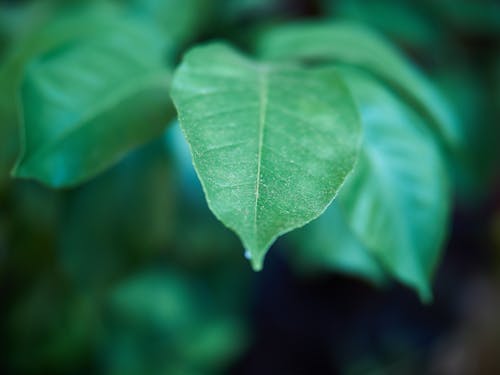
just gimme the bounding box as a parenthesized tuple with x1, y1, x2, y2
(251, 258, 264, 272)
(245, 249, 264, 272)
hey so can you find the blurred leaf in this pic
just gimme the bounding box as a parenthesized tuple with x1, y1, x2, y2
(109, 271, 201, 331)
(289, 202, 387, 285)
(104, 269, 248, 375)
(0, 1, 56, 59)
(0, 2, 58, 188)
(126, 0, 212, 45)
(256, 21, 462, 153)
(171, 42, 361, 270)
(0, 3, 140, 186)
(178, 317, 248, 371)
(11, 9, 174, 187)
(337, 68, 451, 301)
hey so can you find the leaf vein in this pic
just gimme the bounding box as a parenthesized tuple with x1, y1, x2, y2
(253, 67, 269, 242)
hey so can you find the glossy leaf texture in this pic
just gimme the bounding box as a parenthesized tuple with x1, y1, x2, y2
(171, 43, 361, 270)
(11, 8, 174, 187)
(337, 68, 451, 301)
(255, 21, 462, 152)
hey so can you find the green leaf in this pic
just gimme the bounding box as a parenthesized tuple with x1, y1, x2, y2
(106, 269, 249, 375)
(171, 43, 361, 270)
(289, 202, 387, 286)
(256, 21, 462, 152)
(0, 1, 56, 59)
(126, 0, 212, 45)
(337, 68, 451, 301)
(109, 271, 202, 330)
(0, 4, 176, 188)
(178, 317, 248, 371)
(11, 15, 174, 187)
(0, 1, 59, 187)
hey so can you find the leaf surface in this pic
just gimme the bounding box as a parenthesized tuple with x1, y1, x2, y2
(171, 43, 361, 269)
(338, 68, 450, 301)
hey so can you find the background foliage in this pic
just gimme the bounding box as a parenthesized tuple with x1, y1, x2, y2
(1, 0, 499, 374)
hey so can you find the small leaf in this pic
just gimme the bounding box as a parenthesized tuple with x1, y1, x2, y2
(11, 13, 174, 187)
(171, 43, 361, 270)
(338, 68, 451, 301)
(256, 21, 462, 152)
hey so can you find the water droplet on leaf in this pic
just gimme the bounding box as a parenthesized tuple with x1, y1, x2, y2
(244, 249, 251, 260)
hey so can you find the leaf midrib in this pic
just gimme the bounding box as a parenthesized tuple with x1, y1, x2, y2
(253, 66, 269, 246)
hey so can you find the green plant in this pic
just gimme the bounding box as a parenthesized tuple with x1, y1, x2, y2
(3, 1, 500, 374)
(1, 1, 461, 303)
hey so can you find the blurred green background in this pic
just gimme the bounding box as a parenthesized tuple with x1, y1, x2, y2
(1, 0, 499, 374)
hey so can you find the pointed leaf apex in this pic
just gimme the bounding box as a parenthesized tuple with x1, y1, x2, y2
(250, 252, 264, 272)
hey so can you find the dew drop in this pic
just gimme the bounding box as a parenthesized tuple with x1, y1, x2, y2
(244, 249, 251, 260)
